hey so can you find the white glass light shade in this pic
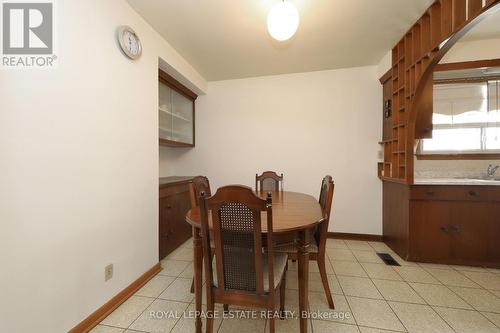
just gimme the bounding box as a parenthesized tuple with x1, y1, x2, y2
(267, 1, 300, 41)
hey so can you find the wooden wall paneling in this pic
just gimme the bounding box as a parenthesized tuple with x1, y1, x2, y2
(405, 32, 413, 64)
(441, 0, 454, 39)
(453, 0, 467, 29)
(468, 0, 484, 19)
(414, 76, 434, 139)
(435, 58, 500, 71)
(421, 14, 431, 56)
(381, 70, 393, 141)
(430, 2, 442, 49)
(412, 24, 422, 62)
(383, 182, 410, 258)
(384, 140, 391, 177)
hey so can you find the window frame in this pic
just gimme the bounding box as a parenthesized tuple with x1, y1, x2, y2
(417, 60, 500, 160)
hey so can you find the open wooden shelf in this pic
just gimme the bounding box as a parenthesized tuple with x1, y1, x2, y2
(378, 0, 499, 182)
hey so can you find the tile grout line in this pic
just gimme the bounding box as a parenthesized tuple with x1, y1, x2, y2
(346, 242, 409, 332)
(357, 250, 410, 333)
(427, 277, 500, 330)
(128, 262, 189, 333)
(325, 246, 360, 329)
(101, 239, 499, 333)
(400, 259, 500, 332)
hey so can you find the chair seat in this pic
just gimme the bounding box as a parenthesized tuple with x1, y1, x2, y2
(274, 241, 318, 254)
(212, 252, 288, 292)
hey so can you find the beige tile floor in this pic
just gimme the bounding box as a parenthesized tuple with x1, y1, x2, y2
(91, 239, 500, 333)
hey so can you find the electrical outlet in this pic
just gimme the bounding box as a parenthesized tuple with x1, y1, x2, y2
(105, 264, 113, 281)
(378, 149, 384, 160)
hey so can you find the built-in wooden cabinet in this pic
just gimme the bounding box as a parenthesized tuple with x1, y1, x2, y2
(383, 181, 500, 268)
(159, 70, 197, 147)
(159, 177, 194, 260)
(377, 0, 500, 182)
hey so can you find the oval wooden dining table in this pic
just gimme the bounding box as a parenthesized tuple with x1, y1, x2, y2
(185, 191, 324, 333)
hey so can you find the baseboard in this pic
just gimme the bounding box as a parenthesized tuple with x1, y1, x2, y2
(327, 232, 383, 242)
(69, 262, 161, 333)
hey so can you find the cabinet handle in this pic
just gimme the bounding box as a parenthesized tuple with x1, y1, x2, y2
(425, 190, 435, 196)
(440, 226, 449, 233)
(451, 225, 460, 233)
(166, 205, 172, 209)
(468, 190, 479, 197)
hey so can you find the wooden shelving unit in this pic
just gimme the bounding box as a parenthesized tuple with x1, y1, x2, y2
(379, 0, 500, 182)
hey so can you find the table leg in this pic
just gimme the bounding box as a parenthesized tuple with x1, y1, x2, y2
(193, 227, 203, 333)
(297, 229, 310, 333)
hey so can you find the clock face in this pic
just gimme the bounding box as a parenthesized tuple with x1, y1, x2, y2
(118, 26, 142, 60)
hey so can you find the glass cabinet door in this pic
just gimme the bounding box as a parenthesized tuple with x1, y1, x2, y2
(159, 81, 173, 141)
(171, 90, 194, 145)
(158, 78, 195, 146)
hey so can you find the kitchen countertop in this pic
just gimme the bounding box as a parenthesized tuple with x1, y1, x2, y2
(414, 178, 500, 186)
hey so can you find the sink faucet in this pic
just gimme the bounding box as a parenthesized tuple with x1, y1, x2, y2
(487, 164, 500, 177)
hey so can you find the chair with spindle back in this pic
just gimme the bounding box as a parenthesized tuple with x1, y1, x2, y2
(199, 185, 288, 333)
(275, 175, 335, 309)
(255, 171, 284, 192)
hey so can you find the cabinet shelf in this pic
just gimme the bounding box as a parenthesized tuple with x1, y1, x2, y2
(159, 107, 191, 122)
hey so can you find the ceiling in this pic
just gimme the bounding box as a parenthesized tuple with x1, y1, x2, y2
(127, 0, 434, 81)
(461, 7, 500, 41)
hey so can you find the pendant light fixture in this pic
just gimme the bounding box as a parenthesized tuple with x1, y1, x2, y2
(267, 0, 300, 41)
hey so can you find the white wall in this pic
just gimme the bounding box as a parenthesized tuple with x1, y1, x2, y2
(163, 67, 383, 235)
(0, 0, 205, 332)
(441, 37, 500, 63)
(377, 51, 392, 78)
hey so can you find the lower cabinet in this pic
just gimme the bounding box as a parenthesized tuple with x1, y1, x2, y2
(384, 181, 500, 268)
(411, 200, 452, 262)
(159, 177, 194, 260)
(449, 202, 499, 264)
(409, 187, 500, 267)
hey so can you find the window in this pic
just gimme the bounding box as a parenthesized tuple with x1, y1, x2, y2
(420, 80, 500, 154)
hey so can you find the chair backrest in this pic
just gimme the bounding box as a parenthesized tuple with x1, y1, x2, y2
(315, 175, 335, 249)
(189, 176, 211, 208)
(199, 185, 276, 296)
(255, 171, 284, 192)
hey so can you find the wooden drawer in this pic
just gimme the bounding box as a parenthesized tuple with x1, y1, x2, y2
(410, 185, 500, 202)
(160, 182, 191, 198)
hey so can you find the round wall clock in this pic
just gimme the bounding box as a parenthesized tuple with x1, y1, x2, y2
(117, 25, 142, 60)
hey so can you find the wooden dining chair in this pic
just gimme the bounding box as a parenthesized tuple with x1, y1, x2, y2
(255, 171, 284, 192)
(188, 176, 212, 293)
(199, 186, 288, 333)
(275, 175, 335, 309)
(189, 176, 212, 207)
